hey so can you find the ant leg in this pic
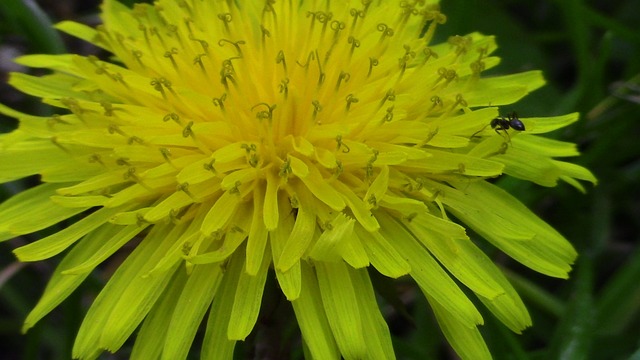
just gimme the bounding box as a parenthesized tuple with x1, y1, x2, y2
(471, 124, 490, 138)
(500, 128, 512, 144)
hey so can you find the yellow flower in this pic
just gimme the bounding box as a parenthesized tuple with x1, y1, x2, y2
(0, 0, 596, 359)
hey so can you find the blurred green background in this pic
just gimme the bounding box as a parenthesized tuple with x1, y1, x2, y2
(0, 0, 639, 359)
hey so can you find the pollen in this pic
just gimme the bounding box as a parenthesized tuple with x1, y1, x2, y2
(63, 1, 480, 240)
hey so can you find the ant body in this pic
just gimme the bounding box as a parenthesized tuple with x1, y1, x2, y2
(472, 111, 525, 141)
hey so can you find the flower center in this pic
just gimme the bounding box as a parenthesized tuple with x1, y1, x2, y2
(91, 2, 453, 177)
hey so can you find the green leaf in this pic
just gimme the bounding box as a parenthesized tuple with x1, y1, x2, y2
(595, 248, 640, 335)
(548, 256, 595, 360)
(0, 0, 65, 54)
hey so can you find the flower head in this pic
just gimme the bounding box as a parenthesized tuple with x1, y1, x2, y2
(1, 0, 596, 359)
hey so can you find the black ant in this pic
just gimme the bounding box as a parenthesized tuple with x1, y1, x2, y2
(472, 111, 525, 141)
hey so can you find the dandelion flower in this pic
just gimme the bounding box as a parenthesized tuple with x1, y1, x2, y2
(1, 0, 596, 359)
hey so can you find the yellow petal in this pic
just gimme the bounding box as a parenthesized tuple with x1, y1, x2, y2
(291, 263, 340, 360)
(0, 183, 85, 241)
(201, 252, 243, 360)
(356, 225, 411, 278)
(315, 261, 367, 359)
(228, 246, 271, 340)
(408, 213, 506, 299)
(428, 295, 492, 360)
(377, 211, 484, 326)
(442, 180, 577, 278)
(465, 70, 546, 107)
(269, 197, 302, 300)
(23, 224, 127, 331)
(351, 268, 396, 360)
(17, 222, 101, 261)
(163, 263, 222, 359)
(277, 190, 316, 272)
(310, 214, 355, 262)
